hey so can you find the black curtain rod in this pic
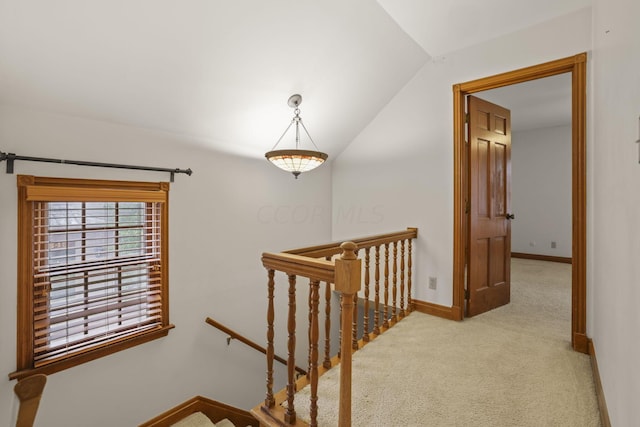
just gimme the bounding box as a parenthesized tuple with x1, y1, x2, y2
(0, 151, 192, 182)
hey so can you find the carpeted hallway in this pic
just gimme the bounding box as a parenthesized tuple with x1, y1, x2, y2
(294, 258, 601, 426)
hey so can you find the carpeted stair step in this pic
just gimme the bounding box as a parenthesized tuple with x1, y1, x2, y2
(170, 412, 246, 427)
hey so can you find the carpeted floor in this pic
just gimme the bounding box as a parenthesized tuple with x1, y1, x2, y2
(293, 258, 601, 426)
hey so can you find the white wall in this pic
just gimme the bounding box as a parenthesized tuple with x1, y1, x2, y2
(332, 7, 592, 306)
(0, 105, 333, 426)
(591, 0, 640, 424)
(511, 125, 572, 258)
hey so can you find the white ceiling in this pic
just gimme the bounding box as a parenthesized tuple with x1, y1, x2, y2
(376, 0, 591, 57)
(0, 1, 587, 159)
(0, 1, 428, 159)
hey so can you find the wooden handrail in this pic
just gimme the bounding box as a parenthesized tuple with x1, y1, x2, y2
(261, 252, 335, 282)
(284, 228, 418, 259)
(205, 317, 307, 376)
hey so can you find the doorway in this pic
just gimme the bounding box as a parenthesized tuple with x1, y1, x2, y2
(452, 53, 588, 353)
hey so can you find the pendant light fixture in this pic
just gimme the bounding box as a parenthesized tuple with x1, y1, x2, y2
(265, 94, 328, 179)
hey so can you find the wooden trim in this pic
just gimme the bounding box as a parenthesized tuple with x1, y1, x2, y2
(25, 186, 167, 202)
(452, 84, 465, 322)
(588, 339, 611, 427)
(10, 325, 174, 381)
(452, 53, 588, 352)
(140, 395, 258, 427)
(573, 332, 589, 354)
(18, 175, 168, 191)
(511, 252, 572, 264)
(16, 179, 34, 373)
(253, 405, 309, 427)
(451, 305, 463, 320)
(412, 299, 457, 320)
(458, 55, 583, 93)
(571, 55, 588, 354)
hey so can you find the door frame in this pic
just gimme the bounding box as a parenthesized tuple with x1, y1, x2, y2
(452, 53, 588, 353)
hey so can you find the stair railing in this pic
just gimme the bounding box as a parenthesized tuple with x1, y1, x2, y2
(253, 228, 418, 427)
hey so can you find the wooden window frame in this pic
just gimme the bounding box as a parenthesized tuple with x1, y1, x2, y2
(10, 175, 174, 381)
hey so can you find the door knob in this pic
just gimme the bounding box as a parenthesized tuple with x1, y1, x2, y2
(506, 213, 515, 220)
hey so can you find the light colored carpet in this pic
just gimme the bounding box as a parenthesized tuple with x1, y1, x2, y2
(170, 412, 215, 427)
(293, 258, 600, 426)
(169, 413, 238, 427)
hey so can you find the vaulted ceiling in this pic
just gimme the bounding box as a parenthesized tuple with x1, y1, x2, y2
(376, 0, 591, 57)
(0, 1, 590, 159)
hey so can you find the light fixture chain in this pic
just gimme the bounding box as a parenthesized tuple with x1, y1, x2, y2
(295, 112, 301, 149)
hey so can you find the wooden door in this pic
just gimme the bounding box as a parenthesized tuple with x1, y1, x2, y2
(466, 95, 512, 317)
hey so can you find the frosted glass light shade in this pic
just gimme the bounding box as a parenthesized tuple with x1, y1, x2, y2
(265, 149, 328, 178)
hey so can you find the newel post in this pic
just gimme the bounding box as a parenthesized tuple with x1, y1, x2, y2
(334, 242, 361, 427)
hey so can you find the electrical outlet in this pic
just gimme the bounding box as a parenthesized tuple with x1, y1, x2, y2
(529, 241, 536, 247)
(551, 241, 557, 249)
(429, 276, 437, 290)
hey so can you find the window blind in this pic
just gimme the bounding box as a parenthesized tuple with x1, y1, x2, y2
(31, 201, 163, 366)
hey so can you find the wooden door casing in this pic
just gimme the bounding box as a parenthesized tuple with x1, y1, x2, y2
(452, 53, 588, 353)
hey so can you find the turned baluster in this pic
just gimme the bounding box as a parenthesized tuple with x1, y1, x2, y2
(363, 247, 371, 342)
(400, 239, 406, 318)
(323, 256, 332, 368)
(284, 274, 297, 424)
(373, 245, 381, 335)
(335, 242, 361, 427)
(383, 243, 390, 329)
(307, 283, 312, 378)
(309, 279, 320, 427)
(352, 250, 359, 351)
(352, 293, 358, 350)
(408, 238, 413, 313)
(392, 241, 398, 322)
(338, 292, 342, 359)
(265, 269, 275, 408)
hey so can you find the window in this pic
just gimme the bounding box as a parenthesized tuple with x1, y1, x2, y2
(11, 176, 173, 380)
